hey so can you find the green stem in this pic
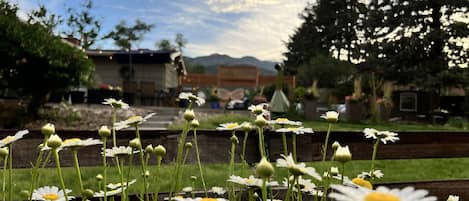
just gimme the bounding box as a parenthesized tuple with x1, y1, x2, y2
(370, 140, 380, 182)
(119, 158, 126, 201)
(112, 109, 117, 147)
(72, 150, 84, 194)
(322, 123, 333, 161)
(341, 162, 345, 184)
(292, 134, 297, 162)
(193, 129, 208, 197)
(248, 189, 254, 201)
(257, 127, 266, 158)
(169, 123, 190, 199)
(54, 149, 68, 201)
(285, 176, 293, 201)
(125, 153, 134, 201)
(241, 131, 249, 165)
(29, 135, 49, 201)
(102, 137, 108, 201)
(135, 125, 148, 201)
(261, 178, 267, 201)
(7, 145, 12, 201)
(229, 132, 236, 201)
(152, 156, 162, 201)
(281, 133, 288, 156)
(2, 156, 7, 201)
(297, 176, 302, 201)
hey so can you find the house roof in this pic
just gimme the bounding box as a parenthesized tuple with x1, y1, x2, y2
(86, 49, 187, 76)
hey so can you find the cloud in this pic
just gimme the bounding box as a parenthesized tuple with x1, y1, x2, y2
(186, 0, 309, 61)
(206, 0, 279, 13)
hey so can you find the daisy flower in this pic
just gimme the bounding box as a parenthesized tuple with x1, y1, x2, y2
(227, 175, 278, 188)
(62, 138, 102, 149)
(276, 154, 321, 180)
(239, 122, 254, 131)
(32, 186, 74, 201)
(328, 185, 437, 201)
(104, 146, 139, 157)
(107, 179, 136, 190)
(248, 103, 269, 115)
(94, 187, 124, 197)
(114, 113, 156, 130)
(282, 176, 317, 193)
(363, 128, 399, 144)
(174, 197, 228, 201)
(0, 130, 29, 147)
(268, 118, 302, 126)
(447, 195, 459, 201)
(102, 98, 129, 109)
(210, 186, 226, 196)
(216, 122, 241, 131)
(358, 170, 384, 180)
(182, 186, 193, 193)
(276, 127, 314, 135)
(320, 111, 339, 123)
(179, 92, 205, 106)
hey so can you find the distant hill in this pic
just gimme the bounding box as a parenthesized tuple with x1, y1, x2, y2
(184, 53, 277, 75)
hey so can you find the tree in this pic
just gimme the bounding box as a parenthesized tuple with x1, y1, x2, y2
(156, 39, 175, 51)
(174, 33, 187, 52)
(0, 1, 94, 115)
(64, 0, 101, 49)
(297, 54, 355, 88)
(27, 5, 62, 34)
(103, 19, 154, 50)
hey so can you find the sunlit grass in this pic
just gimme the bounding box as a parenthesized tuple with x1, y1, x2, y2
(169, 113, 466, 131)
(6, 157, 469, 199)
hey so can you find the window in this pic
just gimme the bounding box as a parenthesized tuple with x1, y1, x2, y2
(399, 92, 417, 112)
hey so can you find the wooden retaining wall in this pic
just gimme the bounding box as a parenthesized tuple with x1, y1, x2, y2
(3, 129, 469, 168)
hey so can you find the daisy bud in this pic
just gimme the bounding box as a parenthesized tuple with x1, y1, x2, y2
(241, 123, 253, 132)
(145, 144, 154, 153)
(190, 119, 200, 128)
(96, 174, 103, 181)
(334, 145, 352, 163)
(41, 123, 55, 136)
(256, 157, 274, 178)
(185, 142, 192, 149)
(190, 176, 197, 181)
(98, 126, 111, 138)
(321, 111, 339, 123)
(46, 134, 63, 149)
(153, 145, 166, 157)
(144, 170, 150, 178)
(0, 147, 8, 157)
(253, 192, 259, 199)
(230, 135, 239, 144)
(183, 109, 195, 121)
(82, 189, 94, 198)
(129, 138, 142, 149)
(254, 115, 267, 127)
(332, 141, 340, 151)
(330, 166, 339, 176)
(447, 195, 460, 201)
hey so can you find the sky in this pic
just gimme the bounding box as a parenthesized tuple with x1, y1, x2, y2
(14, 0, 311, 62)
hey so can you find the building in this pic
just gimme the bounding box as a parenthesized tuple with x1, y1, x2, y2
(86, 49, 186, 105)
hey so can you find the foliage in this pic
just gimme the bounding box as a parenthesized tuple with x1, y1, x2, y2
(27, 5, 62, 33)
(64, 0, 101, 49)
(157, 39, 175, 51)
(155, 33, 188, 52)
(186, 64, 206, 74)
(103, 19, 154, 50)
(0, 1, 94, 114)
(297, 55, 355, 88)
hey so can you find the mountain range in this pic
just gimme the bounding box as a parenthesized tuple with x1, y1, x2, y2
(184, 53, 277, 75)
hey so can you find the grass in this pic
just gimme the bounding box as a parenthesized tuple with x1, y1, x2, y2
(168, 113, 468, 131)
(5, 157, 469, 199)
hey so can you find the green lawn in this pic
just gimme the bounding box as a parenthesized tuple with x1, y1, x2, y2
(169, 113, 468, 131)
(6, 157, 469, 199)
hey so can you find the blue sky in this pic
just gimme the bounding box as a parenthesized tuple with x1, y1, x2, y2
(15, 0, 310, 61)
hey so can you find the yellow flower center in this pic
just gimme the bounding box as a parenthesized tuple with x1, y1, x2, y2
(352, 178, 373, 189)
(1, 136, 14, 144)
(364, 192, 400, 201)
(42, 193, 59, 201)
(226, 123, 239, 129)
(200, 198, 218, 201)
(276, 118, 288, 123)
(288, 127, 299, 132)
